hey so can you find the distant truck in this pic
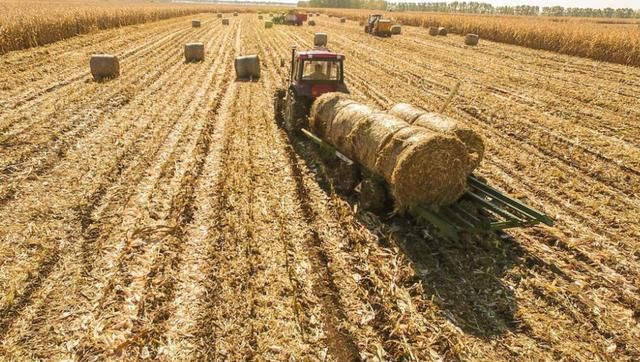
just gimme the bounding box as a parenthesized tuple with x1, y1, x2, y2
(274, 10, 307, 26)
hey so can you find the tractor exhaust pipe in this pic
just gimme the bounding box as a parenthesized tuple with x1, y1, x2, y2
(290, 45, 296, 80)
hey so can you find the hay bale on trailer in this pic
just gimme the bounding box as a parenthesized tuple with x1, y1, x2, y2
(391, 25, 401, 34)
(265, 21, 273, 28)
(192, 20, 201, 28)
(184, 42, 205, 62)
(235, 55, 260, 79)
(465, 33, 480, 46)
(438, 26, 447, 36)
(340, 17, 346, 23)
(310, 93, 470, 208)
(90, 54, 120, 80)
(308, 20, 316, 26)
(222, 18, 229, 25)
(428, 26, 439, 36)
(313, 32, 327, 46)
(388, 103, 484, 172)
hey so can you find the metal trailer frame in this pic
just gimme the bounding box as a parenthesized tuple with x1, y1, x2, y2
(300, 128, 554, 240)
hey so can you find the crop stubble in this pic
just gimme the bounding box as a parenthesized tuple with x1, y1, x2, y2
(1, 13, 639, 361)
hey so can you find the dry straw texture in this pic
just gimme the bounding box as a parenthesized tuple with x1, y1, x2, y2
(311, 93, 472, 207)
(388, 103, 485, 172)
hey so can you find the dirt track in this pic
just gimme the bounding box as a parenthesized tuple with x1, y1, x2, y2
(1, 14, 639, 361)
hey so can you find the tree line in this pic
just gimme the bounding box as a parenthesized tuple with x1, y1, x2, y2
(297, 1, 640, 18)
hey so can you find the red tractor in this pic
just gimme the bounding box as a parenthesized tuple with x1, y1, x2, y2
(274, 46, 348, 131)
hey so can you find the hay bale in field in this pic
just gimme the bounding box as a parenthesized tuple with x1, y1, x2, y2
(313, 32, 327, 46)
(311, 93, 470, 208)
(308, 20, 316, 26)
(340, 17, 346, 23)
(90, 54, 119, 80)
(258, 15, 263, 20)
(217, 13, 222, 18)
(388, 103, 484, 172)
(465, 33, 479, 46)
(428, 26, 439, 36)
(222, 18, 229, 25)
(265, 21, 273, 28)
(192, 20, 201, 28)
(391, 25, 401, 35)
(233, 12, 238, 16)
(359, 21, 364, 26)
(438, 26, 447, 36)
(235, 55, 260, 79)
(184, 42, 205, 62)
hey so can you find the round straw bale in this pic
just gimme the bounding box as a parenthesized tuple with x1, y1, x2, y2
(350, 113, 410, 170)
(389, 103, 484, 172)
(308, 20, 316, 26)
(184, 42, 205, 62)
(192, 20, 201, 28)
(465, 33, 479, 46)
(90, 54, 120, 80)
(265, 21, 273, 28)
(328, 103, 373, 157)
(222, 18, 229, 25)
(234, 55, 260, 79)
(438, 27, 447, 36)
(376, 127, 468, 207)
(340, 17, 346, 23)
(258, 15, 263, 20)
(233, 12, 238, 16)
(217, 13, 222, 18)
(309, 92, 357, 140)
(428, 26, 439, 36)
(313, 32, 327, 46)
(391, 25, 401, 34)
(414, 113, 484, 172)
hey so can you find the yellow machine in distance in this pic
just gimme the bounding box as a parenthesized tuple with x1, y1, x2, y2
(364, 14, 393, 37)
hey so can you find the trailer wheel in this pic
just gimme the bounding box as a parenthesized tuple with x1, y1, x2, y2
(359, 176, 390, 213)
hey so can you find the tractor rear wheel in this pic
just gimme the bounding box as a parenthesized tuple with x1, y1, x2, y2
(284, 89, 308, 133)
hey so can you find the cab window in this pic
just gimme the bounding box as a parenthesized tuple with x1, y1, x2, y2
(301, 60, 341, 81)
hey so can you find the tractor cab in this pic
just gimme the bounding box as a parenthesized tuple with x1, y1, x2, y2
(275, 46, 349, 131)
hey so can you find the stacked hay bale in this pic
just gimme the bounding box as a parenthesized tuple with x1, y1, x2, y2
(438, 27, 448, 35)
(222, 18, 229, 25)
(465, 33, 480, 46)
(314, 32, 327, 47)
(388, 103, 484, 173)
(391, 25, 401, 34)
(192, 20, 201, 28)
(428, 26, 439, 36)
(310, 93, 473, 208)
(308, 20, 316, 26)
(235, 55, 260, 79)
(184, 42, 205, 62)
(265, 21, 273, 28)
(90, 54, 120, 80)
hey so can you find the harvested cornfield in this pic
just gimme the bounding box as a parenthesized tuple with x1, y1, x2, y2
(2, 9, 640, 362)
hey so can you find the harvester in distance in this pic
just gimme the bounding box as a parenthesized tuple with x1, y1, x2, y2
(273, 10, 308, 26)
(364, 14, 393, 37)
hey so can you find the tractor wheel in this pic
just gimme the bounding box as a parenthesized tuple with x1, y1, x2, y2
(284, 89, 308, 133)
(359, 176, 390, 213)
(274, 88, 285, 125)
